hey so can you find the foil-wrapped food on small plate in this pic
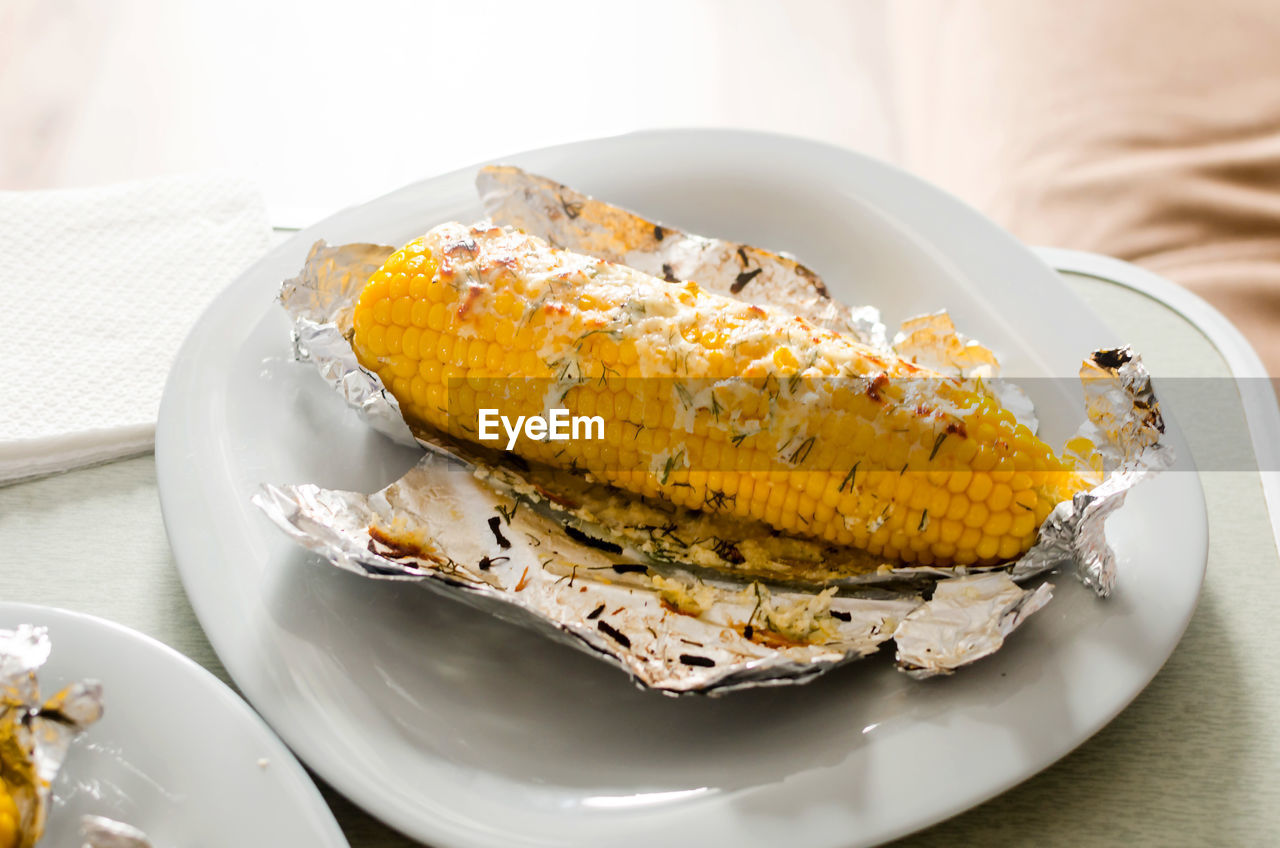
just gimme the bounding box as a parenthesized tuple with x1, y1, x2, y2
(0, 604, 348, 848)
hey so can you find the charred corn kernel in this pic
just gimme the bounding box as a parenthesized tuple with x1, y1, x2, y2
(352, 222, 1088, 566)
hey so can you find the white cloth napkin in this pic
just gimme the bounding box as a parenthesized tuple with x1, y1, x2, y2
(0, 173, 271, 483)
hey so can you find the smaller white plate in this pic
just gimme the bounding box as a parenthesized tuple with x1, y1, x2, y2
(0, 603, 349, 848)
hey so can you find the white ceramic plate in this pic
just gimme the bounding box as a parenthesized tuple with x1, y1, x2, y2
(0, 603, 349, 848)
(156, 130, 1207, 847)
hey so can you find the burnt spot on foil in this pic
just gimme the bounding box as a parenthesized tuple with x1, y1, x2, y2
(661, 263, 678, 282)
(679, 654, 715, 667)
(610, 563, 649, 575)
(597, 620, 631, 648)
(487, 516, 511, 549)
(794, 263, 831, 298)
(586, 603, 605, 620)
(830, 610, 852, 622)
(564, 525, 623, 554)
(731, 267, 762, 293)
(1093, 348, 1133, 370)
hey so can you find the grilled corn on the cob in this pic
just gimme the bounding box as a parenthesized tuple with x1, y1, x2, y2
(351, 222, 1088, 567)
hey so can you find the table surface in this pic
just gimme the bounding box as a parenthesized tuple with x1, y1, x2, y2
(2, 269, 1276, 847)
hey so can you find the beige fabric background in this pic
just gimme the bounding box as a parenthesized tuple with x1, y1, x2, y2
(7, 0, 1276, 371)
(889, 0, 1280, 373)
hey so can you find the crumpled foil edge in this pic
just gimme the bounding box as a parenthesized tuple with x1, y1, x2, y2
(280, 241, 415, 447)
(0, 625, 104, 844)
(80, 815, 153, 848)
(893, 574, 1055, 678)
(253, 465, 926, 694)
(478, 164, 890, 347)
(1009, 347, 1171, 597)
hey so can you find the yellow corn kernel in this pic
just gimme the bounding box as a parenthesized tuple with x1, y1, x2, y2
(350, 223, 1089, 566)
(0, 781, 17, 848)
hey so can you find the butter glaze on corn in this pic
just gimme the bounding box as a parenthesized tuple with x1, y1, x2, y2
(351, 221, 1087, 567)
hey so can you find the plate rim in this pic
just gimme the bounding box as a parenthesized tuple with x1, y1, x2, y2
(156, 127, 1208, 848)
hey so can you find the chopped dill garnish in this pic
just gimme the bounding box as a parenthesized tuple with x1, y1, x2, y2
(788, 435, 816, 465)
(704, 489, 734, 510)
(659, 450, 685, 486)
(673, 381, 693, 409)
(763, 373, 780, 401)
(838, 462, 860, 493)
(787, 370, 802, 395)
(496, 501, 518, 523)
(573, 327, 621, 350)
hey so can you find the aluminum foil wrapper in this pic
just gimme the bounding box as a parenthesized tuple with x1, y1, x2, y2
(894, 573, 1054, 678)
(0, 625, 104, 847)
(1009, 347, 1172, 596)
(280, 241, 413, 447)
(478, 165, 888, 346)
(257, 168, 1170, 690)
(80, 815, 153, 848)
(257, 456, 925, 694)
